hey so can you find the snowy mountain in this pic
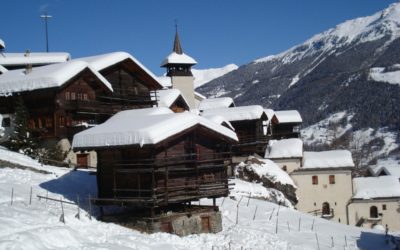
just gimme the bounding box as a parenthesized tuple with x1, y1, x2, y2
(0, 147, 396, 250)
(192, 64, 238, 88)
(197, 3, 400, 165)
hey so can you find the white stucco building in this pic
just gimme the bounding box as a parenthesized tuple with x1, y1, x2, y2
(290, 150, 354, 224)
(264, 138, 303, 173)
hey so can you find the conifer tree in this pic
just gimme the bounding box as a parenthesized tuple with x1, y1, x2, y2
(8, 96, 37, 157)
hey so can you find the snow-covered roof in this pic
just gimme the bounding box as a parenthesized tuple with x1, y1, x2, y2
(153, 89, 188, 108)
(194, 91, 206, 100)
(72, 109, 238, 148)
(0, 61, 113, 95)
(264, 109, 275, 120)
(0, 52, 70, 66)
(0, 39, 4, 49)
(198, 97, 235, 111)
(157, 76, 172, 88)
(302, 150, 355, 169)
(161, 52, 197, 67)
(353, 176, 400, 199)
(265, 138, 303, 159)
(75, 52, 162, 88)
(368, 158, 400, 177)
(274, 110, 302, 123)
(203, 115, 235, 131)
(201, 105, 266, 122)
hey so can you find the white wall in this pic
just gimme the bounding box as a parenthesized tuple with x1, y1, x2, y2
(270, 158, 301, 173)
(171, 76, 195, 109)
(348, 199, 400, 231)
(290, 169, 353, 224)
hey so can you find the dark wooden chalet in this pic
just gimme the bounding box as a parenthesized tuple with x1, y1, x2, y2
(0, 61, 115, 140)
(202, 105, 268, 156)
(72, 109, 238, 212)
(78, 52, 163, 109)
(271, 110, 303, 140)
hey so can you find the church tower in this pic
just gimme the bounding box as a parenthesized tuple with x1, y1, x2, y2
(161, 28, 197, 109)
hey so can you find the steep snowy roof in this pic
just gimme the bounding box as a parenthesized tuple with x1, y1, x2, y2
(265, 138, 303, 159)
(264, 109, 275, 120)
(72, 110, 238, 148)
(0, 39, 4, 49)
(353, 176, 400, 199)
(0, 61, 113, 95)
(368, 158, 400, 176)
(153, 89, 188, 108)
(75, 52, 161, 86)
(274, 110, 302, 123)
(0, 52, 70, 66)
(202, 115, 235, 131)
(161, 52, 197, 67)
(198, 97, 235, 111)
(302, 150, 355, 169)
(157, 76, 172, 88)
(376, 166, 400, 178)
(201, 105, 265, 122)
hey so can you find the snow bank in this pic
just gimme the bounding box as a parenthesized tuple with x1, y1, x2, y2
(0, 60, 113, 95)
(0, 52, 70, 66)
(237, 157, 295, 186)
(192, 64, 238, 88)
(73, 109, 238, 148)
(161, 52, 197, 66)
(201, 105, 265, 122)
(265, 138, 303, 159)
(274, 110, 302, 123)
(198, 97, 235, 111)
(353, 176, 400, 199)
(303, 150, 355, 169)
(369, 66, 400, 86)
(0, 65, 8, 74)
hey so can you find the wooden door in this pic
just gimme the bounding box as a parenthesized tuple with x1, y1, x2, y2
(201, 216, 210, 233)
(160, 221, 173, 233)
(77, 154, 89, 168)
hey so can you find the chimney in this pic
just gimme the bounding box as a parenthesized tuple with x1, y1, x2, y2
(24, 64, 32, 74)
(24, 49, 30, 57)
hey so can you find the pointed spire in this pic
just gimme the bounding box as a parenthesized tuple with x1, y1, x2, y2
(173, 22, 183, 54)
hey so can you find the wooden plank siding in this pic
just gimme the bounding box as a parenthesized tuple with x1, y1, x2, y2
(90, 126, 233, 208)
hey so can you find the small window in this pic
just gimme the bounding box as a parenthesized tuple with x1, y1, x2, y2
(59, 116, 65, 128)
(37, 118, 42, 129)
(382, 204, 387, 210)
(83, 93, 88, 100)
(29, 119, 35, 129)
(282, 165, 287, 172)
(45, 117, 52, 128)
(312, 175, 318, 185)
(329, 175, 335, 184)
(77, 93, 83, 100)
(71, 92, 76, 100)
(65, 92, 70, 100)
(2, 117, 10, 127)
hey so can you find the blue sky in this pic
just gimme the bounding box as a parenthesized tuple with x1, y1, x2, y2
(0, 0, 396, 75)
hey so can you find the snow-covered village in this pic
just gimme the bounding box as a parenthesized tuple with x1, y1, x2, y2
(1, 1, 400, 249)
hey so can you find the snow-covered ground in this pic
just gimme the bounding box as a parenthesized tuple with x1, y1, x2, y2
(0, 148, 398, 249)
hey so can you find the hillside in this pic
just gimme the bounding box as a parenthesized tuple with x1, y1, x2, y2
(0, 147, 396, 249)
(196, 3, 400, 165)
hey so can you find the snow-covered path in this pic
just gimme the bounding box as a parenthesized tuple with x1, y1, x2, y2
(0, 148, 397, 250)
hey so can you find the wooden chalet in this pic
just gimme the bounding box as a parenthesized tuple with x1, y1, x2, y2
(72, 108, 238, 212)
(271, 110, 302, 140)
(0, 61, 114, 140)
(202, 105, 268, 155)
(77, 52, 163, 108)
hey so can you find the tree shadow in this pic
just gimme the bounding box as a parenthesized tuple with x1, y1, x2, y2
(357, 231, 400, 250)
